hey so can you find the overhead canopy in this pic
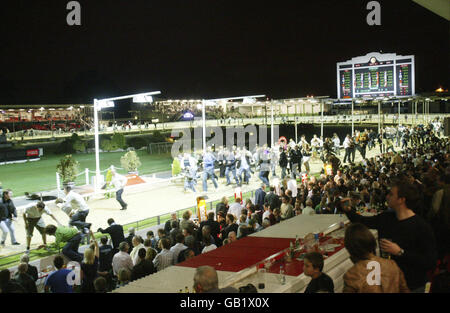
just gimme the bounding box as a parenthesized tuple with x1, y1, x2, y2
(412, 0, 450, 20)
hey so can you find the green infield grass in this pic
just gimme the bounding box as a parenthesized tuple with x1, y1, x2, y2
(0, 151, 172, 196)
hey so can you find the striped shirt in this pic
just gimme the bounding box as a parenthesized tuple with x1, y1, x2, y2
(153, 249, 174, 272)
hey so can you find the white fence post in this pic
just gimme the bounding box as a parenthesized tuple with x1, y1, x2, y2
(85, 168, 89, 185)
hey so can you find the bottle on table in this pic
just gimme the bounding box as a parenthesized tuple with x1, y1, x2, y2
(279, 265, 286, 285)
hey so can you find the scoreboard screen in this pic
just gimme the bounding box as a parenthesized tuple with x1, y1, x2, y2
(337, 52, 414, 99)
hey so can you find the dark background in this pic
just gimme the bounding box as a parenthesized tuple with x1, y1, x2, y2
(0, 0, 448, 111)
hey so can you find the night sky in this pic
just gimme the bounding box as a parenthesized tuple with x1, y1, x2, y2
(0, 0, 448, 107)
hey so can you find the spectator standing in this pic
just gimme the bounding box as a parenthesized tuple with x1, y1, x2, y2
(97, 218, 125, 253)
(80, 230, 99, 293)
(341, 181, 437, 292)
(0, 189, 20, 246)
(228, 198, 243, 220)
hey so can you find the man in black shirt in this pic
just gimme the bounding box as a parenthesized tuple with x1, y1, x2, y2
(97, 218, 125, 253)
(98, 236, 113, 273)
(130, 248, 155, 281)
(215, 197, 229, 216)
(199, 212, 221, 246)
(279, 147, 288, 179)
(0, 189, 20, 246)
(264, 186, 280, 210)
(341, 181, 437, 292)
(303, 252, 334, 293)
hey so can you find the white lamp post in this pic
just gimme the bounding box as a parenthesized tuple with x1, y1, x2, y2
(271, 101, 274, 146)
(93, 91, 161, 192)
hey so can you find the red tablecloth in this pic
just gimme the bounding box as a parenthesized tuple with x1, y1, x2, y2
(177, 236, 346, 276)
(176, 237, 294, 272)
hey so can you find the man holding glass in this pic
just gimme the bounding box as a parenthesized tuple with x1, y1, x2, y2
(340, 180, 437, 293)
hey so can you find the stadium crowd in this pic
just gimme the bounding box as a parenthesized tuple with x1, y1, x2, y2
(0, 121, 448, 293)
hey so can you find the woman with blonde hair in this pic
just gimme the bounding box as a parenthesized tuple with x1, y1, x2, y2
(80, 229, 99, 293)
(145, 246, 157, 262)
(117, 268, 131, 288)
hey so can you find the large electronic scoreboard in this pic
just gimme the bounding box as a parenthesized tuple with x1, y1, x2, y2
(337, 52, 415, 100)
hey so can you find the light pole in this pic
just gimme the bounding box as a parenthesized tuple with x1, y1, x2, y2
(271, 101, 274, 147)
(93, 91, 161, 192)
(320, 100, 324, 138)
(378, 100, 381, 134)
(351, 99, 354, 135)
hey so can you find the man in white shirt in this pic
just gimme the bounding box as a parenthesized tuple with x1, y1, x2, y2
(228, 198, 243, 220)
(58, 186, 91, 233)
(110, 168, 128, 210)
(287, 178, 298, 200)
(23, 201, 61, 253)
(262, 203, 271, 221)
(129, 236, 145, 265)
(112, 241, 134, 276)
(334, 170, 343, 184)
(332, 133, 341, 156)
(236, 147, 252, 185)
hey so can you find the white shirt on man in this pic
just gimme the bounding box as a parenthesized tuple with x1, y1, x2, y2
(130, 243, 145, 265)
(228, 202, 243, 219)
(112, 251, 133, 276)
(202, 244, 217, 254)
(24, 204, 53, 228)
(111, 173, 128, 190)
(287, 179, 298, 198)
(343, 137, 351, 149)
(60, 190, 89, 216)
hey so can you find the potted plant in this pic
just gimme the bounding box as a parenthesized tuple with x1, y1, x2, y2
(56, 155, 79, 188)
(120, 151, 141, 174)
